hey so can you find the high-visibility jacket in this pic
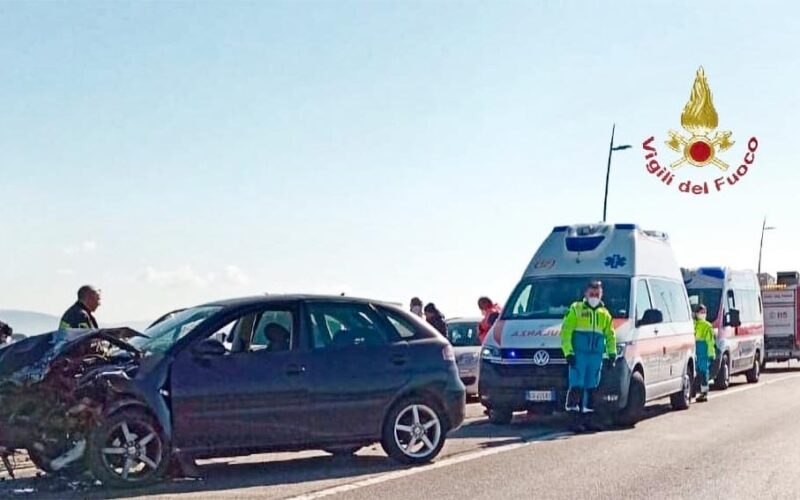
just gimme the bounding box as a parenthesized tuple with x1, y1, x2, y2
(561, 300, 617, 358)
(59, 301, 98, 330)
(478, 304, 502, 344)
(694, 318, 716, 361)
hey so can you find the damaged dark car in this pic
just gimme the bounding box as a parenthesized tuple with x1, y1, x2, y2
(0, 295, 466, 488)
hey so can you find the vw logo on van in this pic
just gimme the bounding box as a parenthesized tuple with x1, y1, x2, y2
(532, 350, 550, 366)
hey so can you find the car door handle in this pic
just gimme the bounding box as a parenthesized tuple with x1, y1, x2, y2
(391, 353, 408, 365)
(286, 364, 306, 376)
(653, 328, 659, 334)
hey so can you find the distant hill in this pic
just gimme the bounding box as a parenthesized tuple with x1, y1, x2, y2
(0, 309, 60, 335)
(0, 310, 154, 336)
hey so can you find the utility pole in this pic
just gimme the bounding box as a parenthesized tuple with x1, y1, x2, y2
(602, 123, 631, 222)
(758, 216, 776, 276)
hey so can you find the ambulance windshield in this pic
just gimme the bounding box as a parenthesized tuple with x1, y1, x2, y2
(503, 277, 630, 320)
(685, 288, 722, 321)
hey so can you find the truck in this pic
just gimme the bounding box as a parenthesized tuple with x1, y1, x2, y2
(762, 271, 800, 366)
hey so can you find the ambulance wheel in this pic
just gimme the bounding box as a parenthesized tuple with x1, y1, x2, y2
(670, 365, 692, 411)
(487, 407, 513, 425)
(713, 354, 730, 390)
(614, 371, 645, 428)
(746, 355, 761, 384)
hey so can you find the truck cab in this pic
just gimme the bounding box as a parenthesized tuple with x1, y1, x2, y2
(762, 271, 800, 365)
(682, 267, 764, 388)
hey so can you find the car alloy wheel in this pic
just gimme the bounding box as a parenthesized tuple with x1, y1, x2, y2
(393, 404, 442, 460)
(89, 409, 168, 487)
(101, 421, 162, 482)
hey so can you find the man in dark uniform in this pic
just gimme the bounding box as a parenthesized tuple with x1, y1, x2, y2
(59, 285, 101, 330)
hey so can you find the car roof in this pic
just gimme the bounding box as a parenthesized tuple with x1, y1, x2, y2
(446, 317, 482, 323)
(199, 294, 399, 309)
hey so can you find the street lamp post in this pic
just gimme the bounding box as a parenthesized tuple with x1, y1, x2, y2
(602, 123, 632, 222)
(757, 216, 776, 276)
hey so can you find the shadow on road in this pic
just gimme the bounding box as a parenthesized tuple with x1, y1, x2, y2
(0, 401, 685, 499)
(762, 365, 798, 374)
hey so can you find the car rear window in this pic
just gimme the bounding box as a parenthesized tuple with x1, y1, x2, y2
(377, 306, 434, 339)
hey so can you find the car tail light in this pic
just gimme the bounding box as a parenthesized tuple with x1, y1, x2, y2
(442, 344, 455, 362)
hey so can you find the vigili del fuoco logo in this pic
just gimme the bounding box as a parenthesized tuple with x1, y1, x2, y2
(642, 66, 759, 195)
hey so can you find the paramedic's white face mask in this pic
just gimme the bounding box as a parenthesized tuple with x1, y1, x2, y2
(697, 313, 707, 321)
(587, 297, 601, 308)
(411, 305, 422, 315)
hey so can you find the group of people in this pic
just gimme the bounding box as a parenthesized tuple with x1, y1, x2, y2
(560, 280, 717, 432)
(408, 295, 502, 342)
(409, 297, 448, 335)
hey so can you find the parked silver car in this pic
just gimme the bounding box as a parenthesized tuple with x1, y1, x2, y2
(446, 318, 482, 398)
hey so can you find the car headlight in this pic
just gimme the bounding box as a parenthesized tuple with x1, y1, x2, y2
(481, 346, 501, 361)
(457, 352, 479, 365)
(616, 342, 627, 358)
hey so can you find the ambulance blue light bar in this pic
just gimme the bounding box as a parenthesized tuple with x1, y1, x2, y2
(566, 236, 605, 252)
(698, 267, 726, 280)
(553, 223, 637, 233)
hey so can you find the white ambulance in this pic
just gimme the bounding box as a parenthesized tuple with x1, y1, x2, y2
(479, 223, 696, 426)
(682, 267, 764, 388)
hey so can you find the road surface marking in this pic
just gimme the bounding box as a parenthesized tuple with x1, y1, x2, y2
(288, 373, 800, 499)
(707, 372, 800, 401)
(286, 432, 570, 499)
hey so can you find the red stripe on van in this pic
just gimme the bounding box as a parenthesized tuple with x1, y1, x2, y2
(624, 333, 695, 359)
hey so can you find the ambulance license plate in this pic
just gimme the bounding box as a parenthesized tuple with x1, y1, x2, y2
(525, 390, 555, 402)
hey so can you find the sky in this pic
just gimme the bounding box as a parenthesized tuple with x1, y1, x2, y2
(1, 1, 798, 323)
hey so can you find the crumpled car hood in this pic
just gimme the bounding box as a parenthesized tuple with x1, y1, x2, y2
(0, 328, 143, 388)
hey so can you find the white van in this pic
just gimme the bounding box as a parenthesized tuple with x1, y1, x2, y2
(479, 223, 696, 426)
(682, 267, 764, 388)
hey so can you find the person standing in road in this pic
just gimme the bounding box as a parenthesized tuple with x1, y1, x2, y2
(424, 303, 447, 336)
(59, 285, 101, 330)
(0, 320, 11, 345)
(693, 304, 716, 402)
(477, 296, 502, 344)
(410, 297, 424, 318)
(560, 280, 617, 432)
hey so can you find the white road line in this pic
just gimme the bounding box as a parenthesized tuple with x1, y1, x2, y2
(286, 432, 569, 500)
(707, 372, 800, 400)
(288, 372, 800, 500)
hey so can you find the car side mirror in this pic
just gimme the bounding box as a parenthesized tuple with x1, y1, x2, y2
(193, 338, 227, 358)
(725, 309, 741, 328)
(637, 309, 663, 327)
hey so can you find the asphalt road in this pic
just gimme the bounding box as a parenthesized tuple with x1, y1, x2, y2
(4, 364, 800, 499)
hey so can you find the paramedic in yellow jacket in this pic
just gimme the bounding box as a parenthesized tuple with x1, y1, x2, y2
(693, 304, 716, 402)
(561, 280, 617, 426)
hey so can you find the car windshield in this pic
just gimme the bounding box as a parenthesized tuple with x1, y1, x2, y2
(447, 322, 481, 346)
(130, 306, 223, 354)
(686, 288, 722, 322)
(503, 276, 631, 320)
